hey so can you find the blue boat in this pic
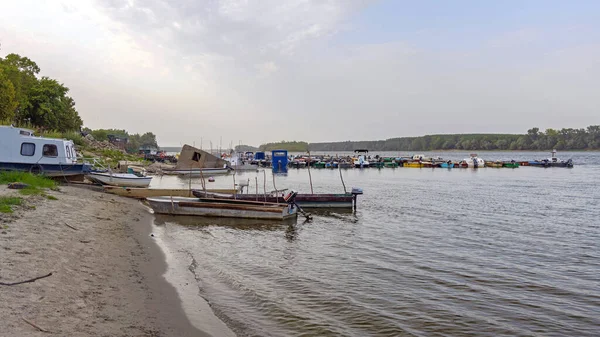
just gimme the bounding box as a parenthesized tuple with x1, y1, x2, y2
(0, 125, 91, 178)
(439, 162, 455, 168)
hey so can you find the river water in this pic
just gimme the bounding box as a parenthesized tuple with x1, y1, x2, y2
(149, 151, 600, 337)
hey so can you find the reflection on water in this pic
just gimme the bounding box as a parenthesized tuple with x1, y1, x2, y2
(153, 151, 600, 337)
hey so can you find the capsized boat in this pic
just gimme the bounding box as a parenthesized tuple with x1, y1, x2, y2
(87, 172, 152, 187)
(162, 167, 231, 176)
(193, 187, 364, 209)
(146, 196, 298, 220)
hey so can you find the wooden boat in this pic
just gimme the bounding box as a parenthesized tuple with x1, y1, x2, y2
(502, 161, 520, 168)
(193, 190, 361, 209)
(87, 172, 152, 187)
(146, 196, 298, 220)
(103, 186, 240, 199)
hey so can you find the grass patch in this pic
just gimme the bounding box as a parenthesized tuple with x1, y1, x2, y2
(46, 195, 58, 200)
(0, 171, 58, 196)
(0, 196, 23, 213)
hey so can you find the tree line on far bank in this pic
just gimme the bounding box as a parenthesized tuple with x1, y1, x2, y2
(249, 126, 600, 152)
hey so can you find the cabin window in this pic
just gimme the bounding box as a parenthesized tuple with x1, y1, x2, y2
(65, 145, 72, 158)
(21, 143, 36, 156)
(273, 151, 286, 156)
(43, 144, 58, 157)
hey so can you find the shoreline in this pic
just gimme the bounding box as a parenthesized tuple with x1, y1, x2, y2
(0, 185, 231, 336)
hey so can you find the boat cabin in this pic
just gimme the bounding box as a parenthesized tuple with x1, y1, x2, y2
(272, 149, 288, 173)
(0, 126, 80, 166)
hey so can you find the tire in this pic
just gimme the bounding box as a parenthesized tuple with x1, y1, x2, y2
(29, 164, 44, 175)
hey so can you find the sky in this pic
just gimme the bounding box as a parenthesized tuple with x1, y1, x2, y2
(1, 0, 599, 147)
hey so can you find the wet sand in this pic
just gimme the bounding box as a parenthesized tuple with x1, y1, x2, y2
(0, 185, 227, 336)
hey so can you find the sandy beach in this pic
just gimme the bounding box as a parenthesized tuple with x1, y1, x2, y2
(0, 185, 224, 337)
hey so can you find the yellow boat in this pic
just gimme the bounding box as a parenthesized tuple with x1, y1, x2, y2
(403, 162, 423, 168)
(103, 186, 240, 199)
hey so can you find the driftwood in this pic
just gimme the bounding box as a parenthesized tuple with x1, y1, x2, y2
(64, 222, 78, 231)
(0, 272, 53, 286)
(22, 317, 50, 333)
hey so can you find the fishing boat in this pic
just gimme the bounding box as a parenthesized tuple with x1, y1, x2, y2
(87, 172, 152, 187)
(485, 161, 504, 168)
(502, 161, 520, 168)
(528, 150, 574, 168)
(193, 188, 363, 209)
(0, 125, 91, 178)
(146, 196, 298, 220)
(403, 161, 423, 168)
(438, 161, 455, 168)
(162, 167, 231, 176)
(103, 186, 240, 198)
(464, 154, 485, 168)
(353, 150, 370, 168)
(384, 162, 398, 168)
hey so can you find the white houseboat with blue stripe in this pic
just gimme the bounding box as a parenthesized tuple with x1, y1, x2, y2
(0, 125, 91, 177)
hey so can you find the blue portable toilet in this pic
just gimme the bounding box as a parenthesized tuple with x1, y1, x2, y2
(272, 150, 288, 173)
(254, 152, 266, 161)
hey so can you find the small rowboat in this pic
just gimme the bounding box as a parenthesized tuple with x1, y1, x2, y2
(161, 167, 231, 176)
(502, 161, 520, 168)
(146, 197, 298, 220)
(103, 186, 240, 199)
(87, 172, 152, 188)
(193, 190, 362, 209)
(485, 161, 503, 168)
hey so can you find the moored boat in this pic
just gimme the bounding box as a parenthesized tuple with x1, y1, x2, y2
(502, 161, 520, 168)
(103, 186, 240, 198)
(146, 196, 298, 220)
(87, 172, 152, 187)
(485, 161, 503, 168)
(403, 161, 423, 168)
(464, 154, 485, 168)
(528, 150, 574, 168)
(193, 189, 363, 209)
(162, 167, 231, 176)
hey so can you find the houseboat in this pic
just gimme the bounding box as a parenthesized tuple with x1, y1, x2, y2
(0, 125, 91, 178)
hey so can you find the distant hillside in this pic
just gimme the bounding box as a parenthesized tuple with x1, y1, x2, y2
(259, 141, 308, 152)
(234, 144, 259, 152)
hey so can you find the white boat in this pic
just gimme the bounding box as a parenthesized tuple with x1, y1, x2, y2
(87, 172, 152, 187)
(0, 125, 91, 178)
(161, 167, 231, 176)
(225, 153, 259, 171)
(464, 154, 485, 168)
(146, 196, 298, 220)
(353, 150, 370, 168)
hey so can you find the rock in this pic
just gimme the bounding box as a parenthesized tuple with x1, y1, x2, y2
(85, 134, 95, 141)
(8, 182, 29, 189)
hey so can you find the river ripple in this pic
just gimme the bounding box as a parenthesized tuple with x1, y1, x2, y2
(153, 151, 600, 336)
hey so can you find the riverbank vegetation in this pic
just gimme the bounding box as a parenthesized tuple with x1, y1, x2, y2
(301, 126, 600, 152)
(0, 171, 58, 199)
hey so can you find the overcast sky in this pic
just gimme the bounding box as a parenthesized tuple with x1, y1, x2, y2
(1, 0, 599, 147)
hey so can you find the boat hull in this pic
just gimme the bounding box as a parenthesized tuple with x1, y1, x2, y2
(0, 162, 91, 177)
(162, 168, 231, 176)
(147, 197, 297, 220)
(88, 173, 152, 187)
(193, 191, 356, 208)
(103, 186, 240, 198)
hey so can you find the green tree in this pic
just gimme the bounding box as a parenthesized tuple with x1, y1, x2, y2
(0, 68, 17, 121)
